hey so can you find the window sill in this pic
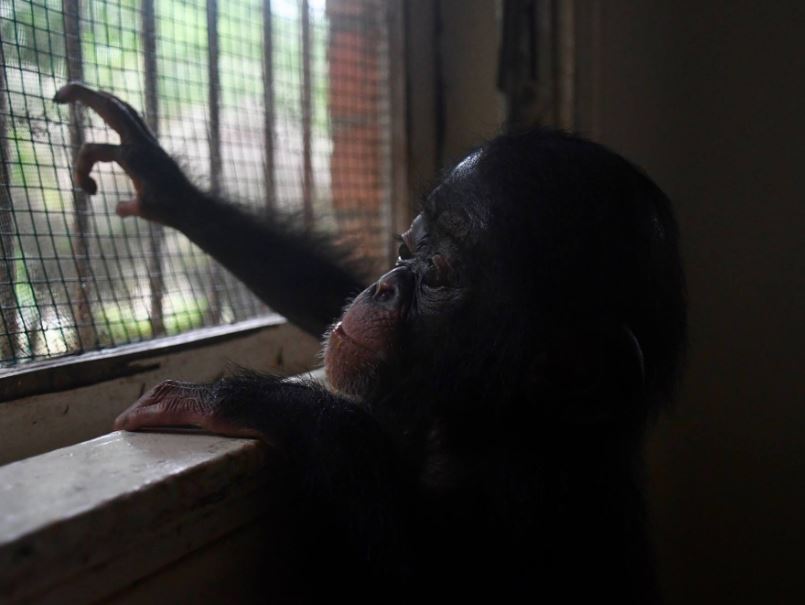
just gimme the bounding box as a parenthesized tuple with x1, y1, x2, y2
(0, 319, 322, 466)
(0, 369, 326, 604)
(1, 430, 294, 604)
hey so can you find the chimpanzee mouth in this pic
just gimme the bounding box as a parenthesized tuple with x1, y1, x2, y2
(330, 321, 380, 355)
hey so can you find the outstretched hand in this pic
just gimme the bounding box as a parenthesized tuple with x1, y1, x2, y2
(54, 83, 362, 339)
(54, 82, 195, 227)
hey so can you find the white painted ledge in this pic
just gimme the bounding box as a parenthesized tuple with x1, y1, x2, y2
(0, 369, 328, 604)
(0, 431, 274, 604)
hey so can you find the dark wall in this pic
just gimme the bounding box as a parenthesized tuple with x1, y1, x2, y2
(423, 1, 805, 602)
(594, 2, 805, 602)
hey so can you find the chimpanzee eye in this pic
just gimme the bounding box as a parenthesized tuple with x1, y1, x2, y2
(396, 234, 414, 261)
(398, 241, 413, 261)
(422, 254, 450, 287)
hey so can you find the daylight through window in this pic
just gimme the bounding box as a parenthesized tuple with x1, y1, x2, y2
(0, 0, 392, 367)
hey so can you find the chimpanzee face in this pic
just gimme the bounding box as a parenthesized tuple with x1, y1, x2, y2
(323, 148, 524, 403)
(323, 208, 475, 401)
(325, 131, 687, 419)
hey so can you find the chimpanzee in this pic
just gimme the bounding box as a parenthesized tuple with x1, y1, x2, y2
(55, 83, 686, 603)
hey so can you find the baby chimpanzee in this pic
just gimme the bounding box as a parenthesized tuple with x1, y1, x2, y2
(56, 83, 685, 603)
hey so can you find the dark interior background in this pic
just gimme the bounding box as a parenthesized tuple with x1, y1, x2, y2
(407, 1, 805, 602)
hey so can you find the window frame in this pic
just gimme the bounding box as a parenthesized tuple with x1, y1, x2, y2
(1, 314, 287, 403)
(0, 0, 410, 375)
(0, 0, 409, 465)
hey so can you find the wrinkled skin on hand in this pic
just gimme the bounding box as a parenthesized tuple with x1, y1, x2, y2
(114, 380, 262, 439)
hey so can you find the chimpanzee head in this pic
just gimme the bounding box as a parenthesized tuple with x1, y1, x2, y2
(324, 129, 686, 425)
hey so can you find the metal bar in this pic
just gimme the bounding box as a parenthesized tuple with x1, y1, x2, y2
(141, 0, 165, 337)
(262, 0, 276, 209)
(63, 0, 97, 352)
(207, 0, 222, 197)
(432, 0, 445, 165)
(206, 0, 223, 322)
(402, 0, 439, 203)
(387, 0, 409, 266)
(0, 35, 19, 362)
(300, 0, 313, 229)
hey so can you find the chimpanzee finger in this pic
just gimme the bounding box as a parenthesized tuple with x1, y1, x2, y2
(92, 88, 158, 144)
(113, 381, 206, 430)
(114, 401, 264, 439)
(74, 142, 121, 194)
(113, 399, 202, 431)
(53, 82, 152, 144)
(113, 380, 265, 440)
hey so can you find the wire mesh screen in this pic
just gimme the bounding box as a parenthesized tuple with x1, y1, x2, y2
(0, 0, 392, 367)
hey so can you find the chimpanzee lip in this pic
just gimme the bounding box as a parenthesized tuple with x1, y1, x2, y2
(332, 321, 383, 357)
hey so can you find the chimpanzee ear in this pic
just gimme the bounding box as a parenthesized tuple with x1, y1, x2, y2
(530, 325, 646, 424)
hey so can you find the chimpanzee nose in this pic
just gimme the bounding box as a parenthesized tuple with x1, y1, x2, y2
(371, 266, 413, 309)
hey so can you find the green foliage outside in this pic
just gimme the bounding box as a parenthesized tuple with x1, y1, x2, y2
(100, 296, 207, 343)
(1, 0, 329, 363)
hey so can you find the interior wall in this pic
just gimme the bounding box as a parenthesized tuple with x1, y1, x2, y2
(593, 2, 805, 603)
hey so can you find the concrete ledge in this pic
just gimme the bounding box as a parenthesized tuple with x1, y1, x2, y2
(0, 321, 322, 466)
(0, 431, 280, 604)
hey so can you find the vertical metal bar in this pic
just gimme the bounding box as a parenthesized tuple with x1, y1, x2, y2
(141, 0, 165, 336)
(0, 37, 19, 362)
(432, 0, 445, 166)
(300, 0, 314, 228)
(262, 0, 276, 209)
(387, 0, 409, 265)
(379, 1, 394, 269)
(63, 0, 97, 352)
(206, 0, 223, 322)
(207, 0, 222, 197)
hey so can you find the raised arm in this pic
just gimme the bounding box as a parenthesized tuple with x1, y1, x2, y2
(54, 83, 366, 337)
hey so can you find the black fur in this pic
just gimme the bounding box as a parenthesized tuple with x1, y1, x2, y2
(100, 120, 686, 602)
(195, 129, 687, 602)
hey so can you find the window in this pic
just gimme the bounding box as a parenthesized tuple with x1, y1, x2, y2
(0, 0, 395, 368)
